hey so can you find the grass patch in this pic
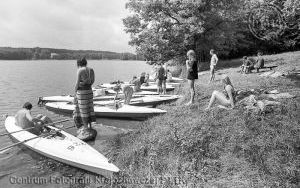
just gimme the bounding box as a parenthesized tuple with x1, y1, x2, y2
(106, 51, 300, 188)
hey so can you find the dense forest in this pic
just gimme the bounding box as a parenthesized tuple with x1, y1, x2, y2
(0, 47, 143, 60)
(123, 0, 300, 64)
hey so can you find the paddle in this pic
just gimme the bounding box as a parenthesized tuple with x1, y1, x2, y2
(0, 124, 75, 153)
(0, 119, 71, 137)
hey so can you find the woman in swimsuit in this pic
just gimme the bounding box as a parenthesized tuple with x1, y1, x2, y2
(186, 50, 198, 105)
(205, 75, 235, 110)
(74, 58, 96, 139)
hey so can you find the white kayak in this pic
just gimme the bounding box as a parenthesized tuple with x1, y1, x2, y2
(149, 82, 181, 87)
(140, 84, 175, 92)
(45, 102, 166, 119)
(104, 89, 159, 95)
(38, 95, 143, 104)
(96, 83, 175, 92)
(94, 95, 180, 107)
(4, 116, 119, 177)
(149, 76, 184, 83)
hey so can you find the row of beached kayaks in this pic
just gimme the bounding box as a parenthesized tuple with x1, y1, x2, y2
(3, 77, 183, 177)
(40, 79, 183, 119)
(42, 94, 180, 119)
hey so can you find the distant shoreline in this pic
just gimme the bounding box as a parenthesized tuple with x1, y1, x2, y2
(0, 47, 144, 61)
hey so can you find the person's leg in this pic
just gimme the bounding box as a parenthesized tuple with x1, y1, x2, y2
(212, 66, 215, 81)
(156, 79, 160, 94)
(206, 91, 231, 109)
(186, 79, 195, 105)
(209, 66, 214, 83)
(162, 80, 166, 95)
(126, 87, 133, 104)
(157, 79, 162, 94)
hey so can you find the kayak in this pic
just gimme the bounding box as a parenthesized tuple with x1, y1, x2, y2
(150, 82, 181, 87)
(45, 102, 166, 119)
(94, 95, 181, 107)
(140, 84, 175, 92)
(4, 116, 119, 177)
(104, 89, 159, 95)
(95, 83, 175, 93)
(38, 95, 143, 104)
(149, 76, 184, 83)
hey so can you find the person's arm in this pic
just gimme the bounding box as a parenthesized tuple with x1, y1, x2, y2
(186, 60, 192, 71)
(25, 111, 33, 122)
(226, 86, 235, 108)
(214, 55, 218, 65)
(75, 69, 81, 92)
(90, 69, 95, 85)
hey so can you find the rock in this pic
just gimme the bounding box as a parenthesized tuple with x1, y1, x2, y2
(238, 94, 257, 106)
(270, 71, 284, 78)
(264, 93, 295, 99)
(265, 90, 279, 94)
(260, 72, 274, 77)
(76, 128, 97, 142)
(263, 100, 281, 106)
(257, 100, 265, 112)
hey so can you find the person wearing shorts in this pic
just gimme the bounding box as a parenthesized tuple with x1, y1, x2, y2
(209, 49, 218, 83)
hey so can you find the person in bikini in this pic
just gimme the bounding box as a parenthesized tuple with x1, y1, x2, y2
(205, 75, 235, 110)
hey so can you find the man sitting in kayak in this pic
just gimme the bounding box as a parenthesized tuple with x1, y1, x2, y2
(15, 102, 52, 135)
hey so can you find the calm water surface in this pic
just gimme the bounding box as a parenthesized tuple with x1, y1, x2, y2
(0, 60, 152, 188)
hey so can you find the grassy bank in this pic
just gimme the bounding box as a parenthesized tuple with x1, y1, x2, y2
(106, 51, 300, 188)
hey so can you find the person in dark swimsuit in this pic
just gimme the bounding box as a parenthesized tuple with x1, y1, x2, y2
(205, 75, 235, 110)
(186, 50, 198, 105)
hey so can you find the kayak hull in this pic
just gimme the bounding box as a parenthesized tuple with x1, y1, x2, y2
(4, 117, 119, 177)
(45, 102, 166, 119)
(94, 95, 180, 107)
(39, 95, 143, 104)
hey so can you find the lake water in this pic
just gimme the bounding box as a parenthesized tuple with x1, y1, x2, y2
(0, 60, 152, 188)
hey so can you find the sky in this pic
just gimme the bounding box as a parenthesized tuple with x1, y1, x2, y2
(0, 0, 135, 53)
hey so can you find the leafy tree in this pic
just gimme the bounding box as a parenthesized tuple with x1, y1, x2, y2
(123, 0, 300, 64)
(123, 0, 251, 63)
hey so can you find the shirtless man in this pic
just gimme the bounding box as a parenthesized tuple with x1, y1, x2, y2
(15, 102, 52, 135)
(209, 49, 218, 83)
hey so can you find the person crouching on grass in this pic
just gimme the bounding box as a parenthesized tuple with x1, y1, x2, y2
(209, 49, 218, 83)
(205, 75, 235, 110)
(186, 50, 198, 105)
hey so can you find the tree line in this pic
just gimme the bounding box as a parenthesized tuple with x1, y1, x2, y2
(0, 47, 143, 60)
(123, 0, 300, 64)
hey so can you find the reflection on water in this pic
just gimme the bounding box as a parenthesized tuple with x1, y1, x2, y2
(0, 60, 151, 188)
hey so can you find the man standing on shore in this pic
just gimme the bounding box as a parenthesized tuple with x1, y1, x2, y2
(155, 63, 166, 95)
(209, 49, 218, 83)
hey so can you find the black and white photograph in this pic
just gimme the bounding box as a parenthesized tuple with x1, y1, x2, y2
(0, 0, 299, 187)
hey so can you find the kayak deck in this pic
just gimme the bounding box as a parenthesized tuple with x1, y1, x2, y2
(4, 116, 119, 176)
